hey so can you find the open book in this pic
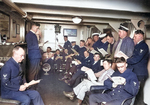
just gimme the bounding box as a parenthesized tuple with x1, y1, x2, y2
(81, 66, 97, 82)
(107, 74, 126, 85)
(90, 49, 99, 54)
(71, 48, 79, 55)
(115, 51, 129, 59)
(97, 48, 108, 57)
(27, 79, 42, 87)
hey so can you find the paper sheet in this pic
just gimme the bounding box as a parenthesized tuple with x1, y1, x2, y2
(85, 69, 97, 82)
(97, 48, 108, 56)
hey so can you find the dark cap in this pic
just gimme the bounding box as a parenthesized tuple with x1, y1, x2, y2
(118, 23, 129, 32)
(32, 22, 40, 26)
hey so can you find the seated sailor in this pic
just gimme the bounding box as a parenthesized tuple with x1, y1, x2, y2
(89, 57, 139, 105)
(1, 46, 44, 105)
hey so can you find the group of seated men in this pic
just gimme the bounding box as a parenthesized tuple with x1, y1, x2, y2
(41, 23, 149, 105)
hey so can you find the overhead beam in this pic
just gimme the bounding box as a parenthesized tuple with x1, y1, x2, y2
(2, 0, 32, 20)
(12, 0, 150, 13)
(18, 4, 149, 20)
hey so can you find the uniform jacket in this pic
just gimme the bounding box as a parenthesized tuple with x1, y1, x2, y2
(72, 45, 79, 52)
(63, 40, 72, 54)
(80, 54, 94, 68)
(113, 36, 134, 57)
(92, 39, 103, 51)
(75, 47, 87, 61)
(54, 53, 63, 61)
(26, 31, 41, 60)
(98, 41, 109, 52)
(1, 58, 24, 98)
(91, 60, 103, 73)
(127, 41, 149, 76)
(104, 68, 139, 99)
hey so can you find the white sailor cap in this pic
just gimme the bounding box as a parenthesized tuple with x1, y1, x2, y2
(71, 41, 76, 43)
(92, 33, 101, 36)
(99, 33, 107, 38)
(118, 23, 129, 32)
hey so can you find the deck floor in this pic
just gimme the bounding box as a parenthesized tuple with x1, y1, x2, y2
(37, 69, 77, 105)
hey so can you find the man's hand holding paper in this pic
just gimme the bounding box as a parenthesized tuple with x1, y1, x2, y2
(112, 76, 126, 88)
(24, 79, 42, 88)
(115, 51, 129, 60)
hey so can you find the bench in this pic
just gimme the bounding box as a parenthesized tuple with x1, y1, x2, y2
(0, 96, 20, 105)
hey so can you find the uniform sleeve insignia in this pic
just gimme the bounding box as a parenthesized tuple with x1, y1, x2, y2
(3, 74, 7, 79)
(133, 81, 137, 86)
(140, 49, 143, 53)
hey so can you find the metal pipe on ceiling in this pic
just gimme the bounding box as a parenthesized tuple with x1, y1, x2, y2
(2, 0, 31, 20)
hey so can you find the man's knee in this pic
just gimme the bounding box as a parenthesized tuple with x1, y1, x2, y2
(32, 90, 40, 98)
(22, 97, 31, 105)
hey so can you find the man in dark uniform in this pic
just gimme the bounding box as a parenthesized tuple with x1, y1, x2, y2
(71, 41, 79, 52)
(89, 57, 139, 105)
(126, 30, 149, 105)
(98, 33, 109, 52)
(1, 46, 44, 105)
(74, 40, 87, 61)
(63, 36, 72, 54)
(91, 33, 103, 51)
(70, 41, 79, 60)
(26, 22, 42, 84)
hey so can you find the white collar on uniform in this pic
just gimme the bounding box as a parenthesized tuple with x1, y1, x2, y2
(85, 56, 89, 59)
(30, 30, 36, 34)
(93, 61, 98, 65)
(137, 40, 143, 44)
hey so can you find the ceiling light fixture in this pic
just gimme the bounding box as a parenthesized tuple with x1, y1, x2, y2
(72, 16, 82, 24)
